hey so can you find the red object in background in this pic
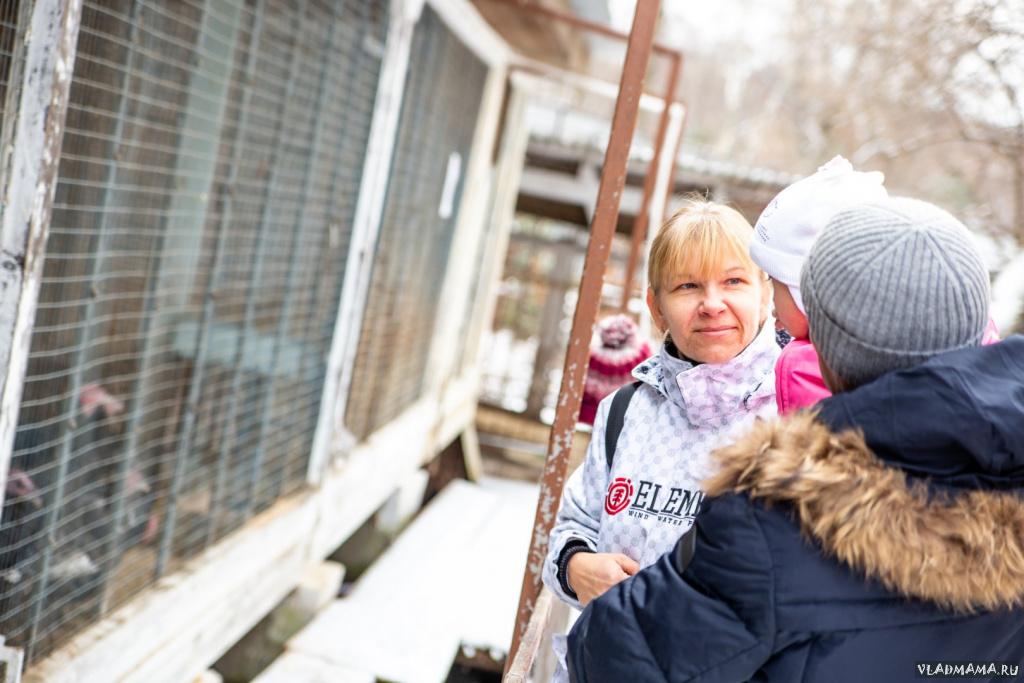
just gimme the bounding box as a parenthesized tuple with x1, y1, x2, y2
(580, 315, 651, 425)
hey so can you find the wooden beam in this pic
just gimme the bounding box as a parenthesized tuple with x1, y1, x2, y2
(307, 0, 418, 484)
(0, 0, 82, 514)
(460, 78, 531, 385)
(621, 52, 682, 311)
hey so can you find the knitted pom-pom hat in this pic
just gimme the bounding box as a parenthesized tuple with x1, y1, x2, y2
(580, 315, 650, 425)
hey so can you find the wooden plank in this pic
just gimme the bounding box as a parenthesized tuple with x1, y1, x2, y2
(518, 165, 645, 217)
(290, 481, 498, 683)
(428, 0, 510, 68)
(123, 536, 309, 683)
(309, 391, 437, 561)
(459, 478, 538, 653)
(253, 651, 374, 683)
(281, 478, 537, 683)
(434, 371, 482, 452)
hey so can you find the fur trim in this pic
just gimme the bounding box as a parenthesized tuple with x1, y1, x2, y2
(705, 412, 1024, 613)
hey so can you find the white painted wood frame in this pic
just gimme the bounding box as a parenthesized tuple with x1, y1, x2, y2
(459, 77, 532, 380)
(306, 0, 421, 484)
(421, 60, 509, 395)
(0, 0, 82, 517)
(309, 0, 510, 483)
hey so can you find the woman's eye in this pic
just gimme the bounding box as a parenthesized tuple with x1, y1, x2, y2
(677, 282, 698, 291)
(725, 278, 744, 286)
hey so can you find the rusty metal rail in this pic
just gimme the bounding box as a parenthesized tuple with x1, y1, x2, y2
(482, 0, 686, 315)
(620, 51, 682, 311)
(504, 0, 663, 674)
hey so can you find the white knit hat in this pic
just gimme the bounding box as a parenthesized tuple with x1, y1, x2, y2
(750, 156, 887, 313)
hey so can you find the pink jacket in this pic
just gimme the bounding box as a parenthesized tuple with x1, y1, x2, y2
(777, 319, 1003, 415)
(775, 339, 830, 415)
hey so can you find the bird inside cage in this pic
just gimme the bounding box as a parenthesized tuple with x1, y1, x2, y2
(0, 382, 158, 639)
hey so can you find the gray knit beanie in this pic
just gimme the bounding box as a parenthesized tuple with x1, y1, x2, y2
(800, 197, 989, 388)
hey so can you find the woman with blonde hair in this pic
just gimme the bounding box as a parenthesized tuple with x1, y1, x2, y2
(541, 198, 780, 680)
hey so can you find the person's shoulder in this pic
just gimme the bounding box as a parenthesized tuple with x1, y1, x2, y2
(591, 379, 661, 429)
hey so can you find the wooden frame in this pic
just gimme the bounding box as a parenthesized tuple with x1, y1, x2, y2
(309, 0, 510, 482)
(0, 0, 83, 515)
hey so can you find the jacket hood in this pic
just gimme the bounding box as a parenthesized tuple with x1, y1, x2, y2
(817, 336, 1024, 490)
(705, 412, 1024, 613)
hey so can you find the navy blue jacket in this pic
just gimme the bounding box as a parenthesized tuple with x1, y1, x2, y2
(568, 337, 1024, 682)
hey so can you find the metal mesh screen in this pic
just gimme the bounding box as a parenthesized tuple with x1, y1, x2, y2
(1, 0, 387, 663)
(345, 6, 489, 440)
(0, 1, 27, 195)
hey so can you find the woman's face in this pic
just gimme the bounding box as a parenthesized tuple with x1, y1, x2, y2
(647, 260, 770, 364)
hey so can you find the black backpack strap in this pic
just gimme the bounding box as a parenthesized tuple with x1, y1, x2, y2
(674, 523, 697, 573)
(604, 381, 641, 470)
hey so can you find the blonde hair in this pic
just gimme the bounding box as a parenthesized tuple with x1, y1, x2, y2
(648, 197, 765, 292)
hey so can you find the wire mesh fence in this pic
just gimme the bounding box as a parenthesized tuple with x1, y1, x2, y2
(0, 0, 388, 663)
(345, 5, 489, 441)
(0, 0, 26, 189)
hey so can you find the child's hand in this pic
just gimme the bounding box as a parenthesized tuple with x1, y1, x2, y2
(567, 552, 640, 606)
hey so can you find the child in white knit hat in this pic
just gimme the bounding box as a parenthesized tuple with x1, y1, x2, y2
(749, 156, 887, 413)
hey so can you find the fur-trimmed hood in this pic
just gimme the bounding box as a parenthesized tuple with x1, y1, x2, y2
(705, 337, 1024, 613)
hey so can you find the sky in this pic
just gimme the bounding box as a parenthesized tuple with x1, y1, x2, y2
(607, 0, 790, 58)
